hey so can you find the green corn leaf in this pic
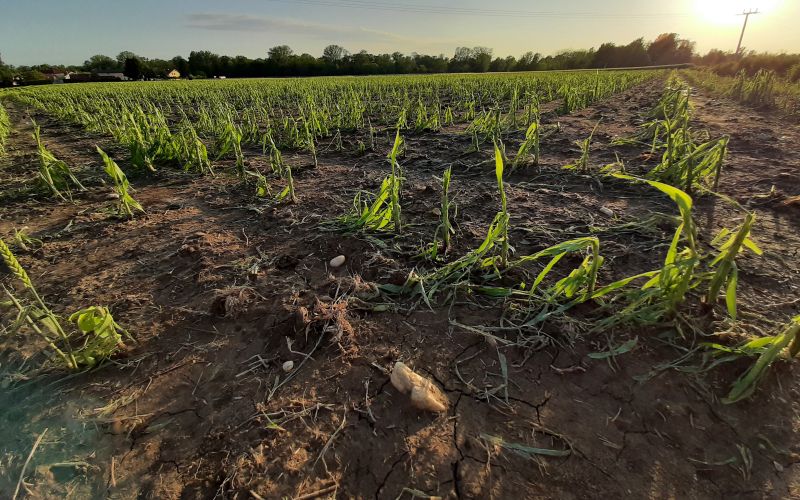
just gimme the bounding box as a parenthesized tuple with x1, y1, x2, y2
(725, 263, 739, 320)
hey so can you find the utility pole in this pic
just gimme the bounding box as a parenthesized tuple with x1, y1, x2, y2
(736, 9, 760, 56)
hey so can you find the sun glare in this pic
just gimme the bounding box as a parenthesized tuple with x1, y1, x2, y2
(695, 0, 781, 25)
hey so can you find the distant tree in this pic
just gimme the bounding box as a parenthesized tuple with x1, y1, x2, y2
(0, 53, 14, 86)
(0, 66, 14, 86)
(171, 56, 190, 76)
(323, 44, 347, 63)
(268, 45, 294, 63)
(83, 54, 118, 72)
(188, 50, 220, 77)
(116, 51, 139, 66)
(517, 52, 541, 71)
(472, 47, 493, 72)
(648, 33, 695, 65)
(123, 57, 143, 80)
(146, 58, 171, 78)
(20, 69, 47, 82)
(449, 47, 472, 72)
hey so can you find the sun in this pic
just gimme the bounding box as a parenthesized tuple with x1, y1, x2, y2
(695, 0, 781, 25)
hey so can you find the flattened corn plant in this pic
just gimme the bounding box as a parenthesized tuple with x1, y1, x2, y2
(730, 69, 776, 108)
(598, 174, 763, 327)
(216, 114, 245, 178)
(510, 119, 541, 172)
(402, 145, 513, 305)
(97, 147, 144, 218)
(0, 240, 131, 369)
(33, 121, 85, 200)
(705, 213, 762, 319)
(563, 122, 599, 173)
(337, 130, 404, 233)
(614, 79, 730, 193)
(721, 315, 800, 404)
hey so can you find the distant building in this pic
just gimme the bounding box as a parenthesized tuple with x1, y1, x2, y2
(167, 69, 181, 79)
(64, 72, 92, 82)
(44, 72, 67, 83)
(95, 72, 130, 81)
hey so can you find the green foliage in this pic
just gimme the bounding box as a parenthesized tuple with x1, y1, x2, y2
(616, 79, 730, 193)
(513, 237, 602, 302)
(494, 144, 510, 267)
(32, 121, 85, 200)
(96, 146, 144, 218)
(706, 213, 762, 319)
(730, 69, 776, 107)
(511, 119, 540, 171)
(68, 306, 131, 368)
(1, 239, 130, 370)
(422, 166, 455, 260)
(723, 316, 800, 404)
(563, 122, 598, 173)
(337, 130, 404, 233)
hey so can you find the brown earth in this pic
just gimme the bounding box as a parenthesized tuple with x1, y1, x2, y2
(1, 75, 800, 499)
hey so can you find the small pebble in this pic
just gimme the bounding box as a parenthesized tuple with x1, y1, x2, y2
(282, 360, 294, 372)
(330, 255, 346, 268)
(599, 206, 614, 217)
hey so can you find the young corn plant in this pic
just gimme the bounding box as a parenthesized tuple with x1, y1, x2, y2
(509, 237, 603, 303)
(592, 174, 700, 327)
(1, 240, 130, 370)
(402, 145, 511, 306)
(33, 122, 85, 200)
(511, 119, 540, 172)
(1, 239, 76, 368)
(304, 120, 318, 168)
(422, 166, 455, 260)
(247, 170, 271, 198)
(97, 147, 144, 218)
(337, 131, 404, 233)
(275, 163, 297, 204)
(563, 122, 598, 173)
(262, 132, 283, 176)
(68, 306, 131, 368)
(494, 144, 511, 268)
(217, 117, 245, 178)
(730, 69, 776, 108)
(177, 122, 213, 175)
(722, 315, 800, 404)
(648, 133, 729, 194)
(705, 212, 762, 319)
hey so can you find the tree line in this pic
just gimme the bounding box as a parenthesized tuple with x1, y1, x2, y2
(4, 33, 798, 85)
(1, 33, 698, 84)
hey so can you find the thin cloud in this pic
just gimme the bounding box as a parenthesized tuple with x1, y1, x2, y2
(185, 12, 458, 49)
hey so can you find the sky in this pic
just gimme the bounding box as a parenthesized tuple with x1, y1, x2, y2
(0, 0, 797, 66)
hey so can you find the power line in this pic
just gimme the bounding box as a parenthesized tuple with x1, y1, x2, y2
(264, 0, 692, 20)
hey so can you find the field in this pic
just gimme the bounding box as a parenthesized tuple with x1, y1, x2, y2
(1, 69, 799, 498)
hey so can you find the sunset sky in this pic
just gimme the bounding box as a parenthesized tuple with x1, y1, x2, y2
(0, 0, 797, 65)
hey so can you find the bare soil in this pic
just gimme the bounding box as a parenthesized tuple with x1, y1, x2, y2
(1, 76, 800, 499)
